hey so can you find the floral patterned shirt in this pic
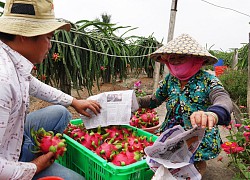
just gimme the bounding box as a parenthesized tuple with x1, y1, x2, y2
(0, 41, 73, 179)
(149, 70, 224, 161)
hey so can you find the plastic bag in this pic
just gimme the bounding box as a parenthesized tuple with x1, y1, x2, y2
(151, 165, 176, 180)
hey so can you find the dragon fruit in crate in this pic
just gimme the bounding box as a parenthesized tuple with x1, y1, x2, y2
(31, 127, 67, 158)
(130, 108, 159, 128)
(64, 123, 155, 166)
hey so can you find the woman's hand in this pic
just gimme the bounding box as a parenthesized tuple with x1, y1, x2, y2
(31, 152, 55, 174)
(71, 98, 101, 118)
(190, 111, 218, 130)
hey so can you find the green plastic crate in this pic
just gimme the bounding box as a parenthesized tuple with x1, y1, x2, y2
(57, 119, 157, 180)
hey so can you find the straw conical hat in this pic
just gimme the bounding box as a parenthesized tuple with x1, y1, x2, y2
(150, 34, 218, 65)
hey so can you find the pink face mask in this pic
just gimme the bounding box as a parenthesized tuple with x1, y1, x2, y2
(166, 58, 204, 81)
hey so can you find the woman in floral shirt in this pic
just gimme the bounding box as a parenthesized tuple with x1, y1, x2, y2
(138, 34, 233, 175)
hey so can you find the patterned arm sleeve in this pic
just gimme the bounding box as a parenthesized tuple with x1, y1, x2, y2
(208, 88, 233, 125)
(0, 159, 36, 180)
(0, 84, 36, 179)
(0, 85, 10, 145)
(206, 74, 233, 125)
(138, 75, 169, 109)
(29, 76, 73, 107)
(209, 88, 233, 114)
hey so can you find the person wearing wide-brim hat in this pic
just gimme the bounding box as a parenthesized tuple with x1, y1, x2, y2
(0, 0, 101, 179)
(137, 34, 233, 176)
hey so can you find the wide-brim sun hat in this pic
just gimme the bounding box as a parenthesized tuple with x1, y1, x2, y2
(150, 34, 218, 65)
(0, 0, 71, 37)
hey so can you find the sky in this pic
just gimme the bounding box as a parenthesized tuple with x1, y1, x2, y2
(53, 0, 250, 51)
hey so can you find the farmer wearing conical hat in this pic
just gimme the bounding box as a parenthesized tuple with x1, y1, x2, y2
(138, 34, 233, 175)
(0, 0, 100, 179)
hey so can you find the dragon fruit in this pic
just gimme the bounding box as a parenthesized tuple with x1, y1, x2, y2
(104, 126, 124, 141)
(126, 137, 140, 149)
(95, 140, 122, 161)
(111, 151, 142, 166)
(130, 115, 140, 127)
(80, 132, 102, 151)
(125, 151, 142, 164)
(63, 122, 86, 140)
(139, 136, 154, 148)
(130, 108, 160, 128)
(31, 127, 67, 158)
(64, 122, 154, 166)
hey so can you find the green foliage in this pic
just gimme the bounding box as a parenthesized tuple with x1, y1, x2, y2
(135, 89, 147, 98)
(129, 35, 162, 78)
(222, 118, 250, 179)
(0, 1, 4, 9)
(209, 44, 249, 70)
(133, 80, 147, 97)
(95, 13, 112, 24)
(0, 1, 4, 16)
(218, 69, 247, 107)
(236, 44, 249, 70)
(34, 19, 161, 95)
(209, 49, 234, 68)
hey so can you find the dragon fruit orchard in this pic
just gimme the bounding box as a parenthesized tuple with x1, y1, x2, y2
(64, 122, 154, 166)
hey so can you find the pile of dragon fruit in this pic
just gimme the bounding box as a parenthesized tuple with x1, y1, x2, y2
(130, 108, 160, 128)
(31, 127, 67, 159)
(63, 123, 154, 166)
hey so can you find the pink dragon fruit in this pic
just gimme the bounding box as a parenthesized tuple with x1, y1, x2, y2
(70, 128, 86, 140)
(80, 132, 102, 151)
(104, 126, 124, 141)
(129, 115, 140, 127)
(125, 151, 142, 164)
(130, 108, 160, 128)
(125, 137, 144, 152)
(139, 112, 156, 123)
(31, 127, 67, 158)
(111, 151, 142, 166)
(63, 123, 155, 166)
(95, 140, 122, 161)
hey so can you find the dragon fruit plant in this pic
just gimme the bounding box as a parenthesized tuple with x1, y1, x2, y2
(31, 127, 67, 159)
(133, 80, 147, 97)
(130, 108, 159, 128)
(64, 123, 154, 166)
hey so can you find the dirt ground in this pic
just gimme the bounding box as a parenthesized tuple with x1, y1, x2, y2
(29, 74, 236, 179)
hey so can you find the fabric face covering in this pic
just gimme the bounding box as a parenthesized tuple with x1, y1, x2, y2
(166, 57, 204, 81)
